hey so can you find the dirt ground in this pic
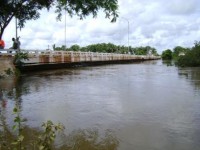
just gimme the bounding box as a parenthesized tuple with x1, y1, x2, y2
(0, 57, 15, 77)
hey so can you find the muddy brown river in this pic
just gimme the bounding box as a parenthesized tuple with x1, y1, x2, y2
(0, 60, 200, 150)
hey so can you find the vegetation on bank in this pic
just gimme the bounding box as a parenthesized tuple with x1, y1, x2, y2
(176, 41, 200, 67)
(0, 106, 64, 150)
(161, 41, 200, 67)
(53, 43, 159, 56)
(0, 105, 119, 150)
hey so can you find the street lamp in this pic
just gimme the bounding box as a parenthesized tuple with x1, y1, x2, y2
(15, 0, 18, 39)
(15, 17, 18, 39)
(121, 17, 129, 53)
(64, 7, 67, 50)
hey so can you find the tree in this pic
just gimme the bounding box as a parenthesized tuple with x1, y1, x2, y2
(0, 0, 52, 39)
(161, 49, 173, 60)
(70, 44, 80, 51)
(173, 46, 190, 59)
(0, 0, 118, 39)
(177, 41, 200, 67)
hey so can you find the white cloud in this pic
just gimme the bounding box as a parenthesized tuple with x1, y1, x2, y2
(165, 0, 199, 15)
(2, 0, 200, 54)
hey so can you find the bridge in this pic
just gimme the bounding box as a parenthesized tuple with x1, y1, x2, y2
(0, 49, 160, 72)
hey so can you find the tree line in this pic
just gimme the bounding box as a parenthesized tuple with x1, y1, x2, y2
(53, 43, 159, 56)
(161, 41, 200, 67)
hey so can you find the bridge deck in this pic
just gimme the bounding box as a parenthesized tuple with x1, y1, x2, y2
(0, 49, 160, 72)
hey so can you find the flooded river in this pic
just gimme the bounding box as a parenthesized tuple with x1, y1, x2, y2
(1, 60, 200, 150)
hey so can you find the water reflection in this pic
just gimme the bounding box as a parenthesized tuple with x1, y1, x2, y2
(178, 67, 200, 91)
(0, 77, 30, 110)
(59, 128, 119, 150)
(0, 123, 119, 150)
(162, 60, 174, 66)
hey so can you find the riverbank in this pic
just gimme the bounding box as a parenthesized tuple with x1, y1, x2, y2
(0, 57, 15, 78)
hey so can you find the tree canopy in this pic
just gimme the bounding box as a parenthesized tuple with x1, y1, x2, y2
(173, 46, 190, 59)
(176, 41, 200, 67)
(161, 49, 173, 60)
(53, 43, 159, 55)
(0, 0, 118, 39)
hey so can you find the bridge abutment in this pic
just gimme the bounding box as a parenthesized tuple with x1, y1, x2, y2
(0, 57, 15, 77)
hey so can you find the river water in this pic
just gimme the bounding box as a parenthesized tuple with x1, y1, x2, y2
(0, 60, 200, 150)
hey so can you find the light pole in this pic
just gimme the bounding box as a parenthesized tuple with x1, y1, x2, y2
(15, 17, 18, 39)
(64, 7, 67, 50)
(15, 0, 18, 39)
(121, 17, 129, 53)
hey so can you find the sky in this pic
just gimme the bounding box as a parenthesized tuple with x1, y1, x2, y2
(3, 0, 200, 54)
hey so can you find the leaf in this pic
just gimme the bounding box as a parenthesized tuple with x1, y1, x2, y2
(14, 116, 21, 123)
(11, 141, 18, 145)
(39, 145, 45, 150)
(12, 125, 18, 131)
(13, 107, 18, 113)
(18, 135, 24, 142)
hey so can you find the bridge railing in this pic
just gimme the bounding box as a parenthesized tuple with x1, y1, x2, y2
(0, 48, 19, 55)
(0, 49, 160, 64)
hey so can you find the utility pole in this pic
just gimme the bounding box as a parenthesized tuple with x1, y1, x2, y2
(121, 17, 129, 53)
(15, 17, 18, 39)
(15, 0, 18, 39)
(64, 4, 67, 50)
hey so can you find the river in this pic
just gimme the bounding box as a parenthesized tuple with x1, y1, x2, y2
(0, 60, 200, 150)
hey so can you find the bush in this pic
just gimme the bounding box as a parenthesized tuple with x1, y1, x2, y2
(177, 41, 200, 67)
(161, 49, 172, 60)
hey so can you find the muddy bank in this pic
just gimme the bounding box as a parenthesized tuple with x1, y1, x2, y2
(0, 57, 15, 77)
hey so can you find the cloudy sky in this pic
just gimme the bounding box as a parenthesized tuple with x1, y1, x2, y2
(3, 0, 200, 54)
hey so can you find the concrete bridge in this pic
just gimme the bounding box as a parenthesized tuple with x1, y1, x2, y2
(0, 49, 160, 72)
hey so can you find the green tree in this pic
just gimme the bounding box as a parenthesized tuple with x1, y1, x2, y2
(0, 0, 118, 39)
(161, 49, 173, 60)
(0, 0, 52, 39)
(132, 46, 157, 55)
(54, 45, 66, 51)
(173, 46, 189, 59)
(177, 41, 200, 67)
(70, 44, 80, 51)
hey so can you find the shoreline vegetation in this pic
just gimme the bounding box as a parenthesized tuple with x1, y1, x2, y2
(161, 41, 200, 67)
(0, 106, 119, 150)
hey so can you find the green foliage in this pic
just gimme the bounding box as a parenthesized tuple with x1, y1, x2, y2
(13, 52, 29, 67)
(131, 46, 158, 55)
(12, 107, 26, 150)
(56, 0, 118, 22)
(4, 68, 14, 75)
(176, 41, 200, 67)
(38, 120, 64, 150)
(1, 105, 118, 150)
(0, 0, 49, 39)
(85, 43, 118, 53)
(54, 43, 159, 55)
(173, 46, 190, 59)
(161, 49, 173, 60)
(1, 106, 64, 150)
(14, 68, 21, 77)
(70, 44, 80, 51)
(0, 0, 118, 39)
(53, 45, 67, 51)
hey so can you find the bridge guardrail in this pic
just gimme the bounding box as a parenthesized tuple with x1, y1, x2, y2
(0, 49, 161, 63)
(0, 48, 19, 55)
